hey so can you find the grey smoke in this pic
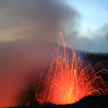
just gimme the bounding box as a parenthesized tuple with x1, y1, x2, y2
(68, 24, 108, 53)
(0, 0, 80, 42)
(0, 0, 80, 107)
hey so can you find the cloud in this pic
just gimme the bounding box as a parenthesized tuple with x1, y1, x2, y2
(0, 0, 108, 54)
(68, 24, 108, 53)
(96, 24, 108, 38)
(0, 0, 80, 42)
(0, 0, 80, 107)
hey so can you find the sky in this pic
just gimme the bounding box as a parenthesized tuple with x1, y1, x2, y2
(66, 0, 108, 37)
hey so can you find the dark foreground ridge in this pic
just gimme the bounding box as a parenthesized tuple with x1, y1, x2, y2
(8, 96, 108, 108)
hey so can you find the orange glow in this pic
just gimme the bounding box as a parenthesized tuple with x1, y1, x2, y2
(36, 32, 108, 105)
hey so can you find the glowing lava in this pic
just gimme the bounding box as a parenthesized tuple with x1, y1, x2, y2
(36, 32, 108, 105)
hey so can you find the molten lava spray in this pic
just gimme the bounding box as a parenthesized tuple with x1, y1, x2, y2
(36, 32, 108, 105)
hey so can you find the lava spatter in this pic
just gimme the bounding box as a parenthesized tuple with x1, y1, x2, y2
(36, 32, 108, 105)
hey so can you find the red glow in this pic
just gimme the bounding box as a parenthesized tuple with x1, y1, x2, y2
(36, 32, 108, 105)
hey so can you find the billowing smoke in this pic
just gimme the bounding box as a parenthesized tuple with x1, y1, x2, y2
(68, 24, 108, 53)
(0, 0, 80, 107)
(0, 0, 80, 42)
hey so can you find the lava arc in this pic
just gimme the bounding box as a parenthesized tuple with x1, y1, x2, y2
(36, 32, 108, 105)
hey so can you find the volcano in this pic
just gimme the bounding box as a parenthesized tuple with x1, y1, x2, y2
(35, 32, 108, 105)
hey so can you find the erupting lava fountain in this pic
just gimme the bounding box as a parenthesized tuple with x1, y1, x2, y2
(36, 32, 108, 105)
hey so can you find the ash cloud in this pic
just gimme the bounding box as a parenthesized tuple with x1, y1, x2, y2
(0, 0, 80, 107)
(0, 0, 80, 42)
(91, 24, 108, 53)
(69, 24, 108, 53)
